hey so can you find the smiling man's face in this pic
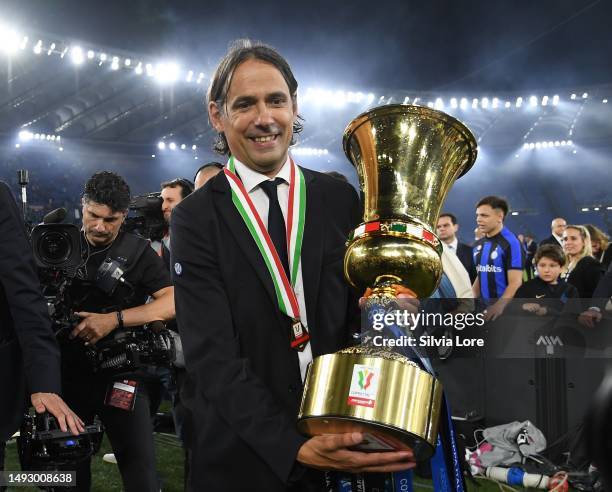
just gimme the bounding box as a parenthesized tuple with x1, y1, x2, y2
(208, 58, 297, 177)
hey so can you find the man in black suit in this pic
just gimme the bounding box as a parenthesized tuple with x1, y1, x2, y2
(0, 182, 83, 467)
(540, 217, 567, 248)
(578, 261, 612, 328)
(436, 212, 476, 282)
(171, 41, 415, 491)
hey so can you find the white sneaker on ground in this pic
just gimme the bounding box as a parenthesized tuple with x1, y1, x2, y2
(102, 453, 117, 464)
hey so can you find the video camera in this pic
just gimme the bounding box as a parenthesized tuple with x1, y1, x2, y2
(86, 323, 176, 375)
(124, 192, 165, 241)
(17, 412, 103, 471)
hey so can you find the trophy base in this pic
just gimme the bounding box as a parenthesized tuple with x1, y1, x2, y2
(297, 349, 443, 462)
(298, 415, 435, 460)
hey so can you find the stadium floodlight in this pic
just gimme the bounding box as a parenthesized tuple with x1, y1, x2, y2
(435, 98, 444, 109)
(554, 141, 560, 147)
(460, 97, 468, 109)
(581, 207, 589, 212)
(523, 143, 529, 149)
(367, 93, 375, 104)
(47, 43, 56, 56)
(594, 207, 600, 211)
(515, 96, 523, 107)
(582, 92, 588, 99)
(541, 95, 548, 106)
(135, 62, 143, 75)
(529, 96, 538, 107)
(155, 62, 180, 84)
(492, 97, 499, 109)
(99, 52, 107, 61)
(59, 147, 63, 151)
(528, 143, 535, 149)
(511, 211, 519, 216)
(481, 97, 489, 109)
(552, 94, 559, 106)
(146, 63, 154, 76)
(70, 46, 84, 65)
(450, 98, 458, 109)
(604, 99, 608, 104)
(0, 26, 21, 54)
(535, 142, 541, 149)
(169, 142, 177, 150)
(33, 40, 42, 55)
(180, 144, 186, 150)
(505, 101, 511, 108)
(472, 98, 479, 108)
(192, 145, 197, 150)
(570, 93, 576, 100)
(124, 58, 131, 67)
(20, 36, 28, 50)
(87, 50, 95, 59)
(15, 143, 20, 148)
(111, 56, 120, 70)
(157, 142, 166, 150)
(18, 130, 34, 141)
(567, 140, 573, 146)
(186, 70, 193, 82)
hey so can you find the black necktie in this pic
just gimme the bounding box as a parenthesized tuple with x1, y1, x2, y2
(259, 178, 290, 277)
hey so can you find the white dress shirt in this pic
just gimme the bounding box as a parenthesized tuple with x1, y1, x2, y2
(445, 238, 459, 255)
(234, 158, 313, 381)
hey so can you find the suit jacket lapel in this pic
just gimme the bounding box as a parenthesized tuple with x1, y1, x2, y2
(212, 174, 281, 317)
(300, 168, 324, 333)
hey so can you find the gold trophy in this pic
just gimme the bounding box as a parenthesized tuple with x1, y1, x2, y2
(297, 104, 477, 460)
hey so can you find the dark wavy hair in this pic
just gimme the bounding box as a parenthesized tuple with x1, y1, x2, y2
(82, 171, 131, 213)
(207, 39, 303, 156)
(476, 195, 509, 218)
(534, 244, 566, 267)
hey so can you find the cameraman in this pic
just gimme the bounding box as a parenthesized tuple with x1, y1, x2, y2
(158, 178, 194, 483)
(61, 172, 174, 491)
(1, 181, 83, 475)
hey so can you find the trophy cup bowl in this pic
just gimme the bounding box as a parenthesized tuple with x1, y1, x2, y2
(297, 104, 478, 460)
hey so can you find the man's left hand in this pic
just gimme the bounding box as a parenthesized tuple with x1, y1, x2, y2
(70, 311, 118, 344)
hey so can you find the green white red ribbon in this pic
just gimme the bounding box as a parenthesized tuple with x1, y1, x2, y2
(224, 156, 306, 321)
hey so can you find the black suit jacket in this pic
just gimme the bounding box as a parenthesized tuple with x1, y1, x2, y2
(0, 182, 61, 442)
(456, 242, 476, 283)
(540, 235, 563, 248)
(171, 169, 361, 491)
(591, 261, 612, 310)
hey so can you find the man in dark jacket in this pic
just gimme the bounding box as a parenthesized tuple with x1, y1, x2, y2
(0, 181, 83, 469)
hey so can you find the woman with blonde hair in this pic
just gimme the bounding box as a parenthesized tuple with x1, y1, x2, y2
(585, 224, 612, 270)
(562, 225, 603, 298)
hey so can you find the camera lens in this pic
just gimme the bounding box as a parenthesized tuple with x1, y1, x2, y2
(39, 231, 72, 264)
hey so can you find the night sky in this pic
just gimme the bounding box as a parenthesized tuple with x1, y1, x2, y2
(3, 0, 611, 94)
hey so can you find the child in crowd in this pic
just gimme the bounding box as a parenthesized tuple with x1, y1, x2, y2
(515, 244, 578, 316)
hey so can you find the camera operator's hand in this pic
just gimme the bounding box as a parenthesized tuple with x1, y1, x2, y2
(30, 393, 85, 435)
(297, 432, 416, 473)
(70, 311, 118, 345)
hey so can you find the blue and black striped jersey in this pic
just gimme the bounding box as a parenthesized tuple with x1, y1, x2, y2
(473, 226, 524, 303)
